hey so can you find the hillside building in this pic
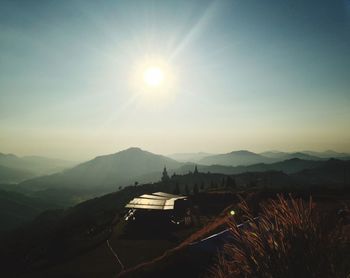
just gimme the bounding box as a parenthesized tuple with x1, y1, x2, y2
(124, 192, 192, 229)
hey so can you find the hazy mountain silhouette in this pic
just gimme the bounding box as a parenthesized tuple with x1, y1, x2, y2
(199, 150, 270, 166)
(168, 152, 214, 162)
(199, 150, 346, 167)
(259, 151, 291, 159)
(261, 150, 350, 161)
(9, 148, 349, 206)
(301, 150, 350, 159)
(178, 158, 322, 175)
(0, 153, 76, 177)
(18, 148, 182, 203)
(276, 152, 320, 161)
(0, 164, 34, 183)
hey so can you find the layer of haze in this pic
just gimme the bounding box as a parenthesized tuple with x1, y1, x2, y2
(1, 0, 350, 160)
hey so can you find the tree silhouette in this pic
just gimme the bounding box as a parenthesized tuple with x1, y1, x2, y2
(185, 184, 190, 195)
(225, 176, 236, 189)
(194, 165, 199, 174)
(221, 178, 225, 187)
(173, 182, 180, 195)
(193, 183, 199, 195)
(231, 177, 237, 189)
(161, 166, 170, 182)
(210, 180, 215, 188)
(249, 180, 257, 188)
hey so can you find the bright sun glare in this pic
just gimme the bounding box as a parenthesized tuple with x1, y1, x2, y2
(143, 66, 164, 87)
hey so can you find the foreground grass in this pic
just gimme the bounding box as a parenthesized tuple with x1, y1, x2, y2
(211, 194, 349, 278)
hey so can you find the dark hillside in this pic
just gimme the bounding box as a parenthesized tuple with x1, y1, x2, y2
(0, 190, 57, 231)
(293, 159, 350, 186)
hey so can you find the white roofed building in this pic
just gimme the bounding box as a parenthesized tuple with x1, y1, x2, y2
(125, 192, 187, 210)
(124, 192, 192, 230)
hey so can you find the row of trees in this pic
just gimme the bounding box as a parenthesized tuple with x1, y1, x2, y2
(118, 167, 238, 193)
(172, 176, 237, 195)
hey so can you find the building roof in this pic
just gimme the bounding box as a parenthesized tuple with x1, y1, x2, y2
(125, 192, 187, 210)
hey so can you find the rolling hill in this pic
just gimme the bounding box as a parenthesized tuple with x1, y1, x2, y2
(260, 151, 320, 161)
(0, 152, 76, 178)
(199, 150, 270, 166)
(198, 150, 348, 167)
(293, 159, 350, 186)
(301, 150, 350, 159)
(178, 158, 323, 175)
(0, 164, 35, 183)
(11, 147, 349, 207)
(167, 152, 214, 162)
(17, 148, 182, 205)
(0, 189, 57, 231)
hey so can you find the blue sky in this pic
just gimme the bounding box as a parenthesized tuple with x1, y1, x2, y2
(0, 0, 349, 160)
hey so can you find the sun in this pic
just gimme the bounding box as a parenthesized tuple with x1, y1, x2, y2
(143, 66, 164, 87)
(130, 58, 176, 99)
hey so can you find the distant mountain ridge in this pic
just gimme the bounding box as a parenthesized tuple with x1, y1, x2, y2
(168, 152, 214, 162)
(0, 164, 34, 183)
(177, 158, 323, 175)
(1, 147, 348, 233)
(18, 148, 182, 204)
(0, 152, 77, 181)
(199, 150, 269, 166)
(3, 147, 349, 207)
(197, 150, 349, 167)
(259, 151, 319, 161)
(301, 150, 350, 158)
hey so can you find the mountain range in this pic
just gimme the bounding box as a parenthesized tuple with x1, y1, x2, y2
(199, 150, 269, 166)
(177, 158, 323, 175)
(198, 150, 350, 166)
(11, 148, 181, 204)
(0, 148, 342, 205)
(0, 164, 34, 183)
(168, 152, 213, 162)
(0, 153, 76, 183)
(176, 150, 349, 166)
(0, 147, 348, 232)
(1, 157, 349, 276)
(2, 149, 348, 185)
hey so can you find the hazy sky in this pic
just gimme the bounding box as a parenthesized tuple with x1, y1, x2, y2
(1, 0, 350, 160)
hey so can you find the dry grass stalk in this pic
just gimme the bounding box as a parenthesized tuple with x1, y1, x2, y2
(210, 194, 346, 278)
